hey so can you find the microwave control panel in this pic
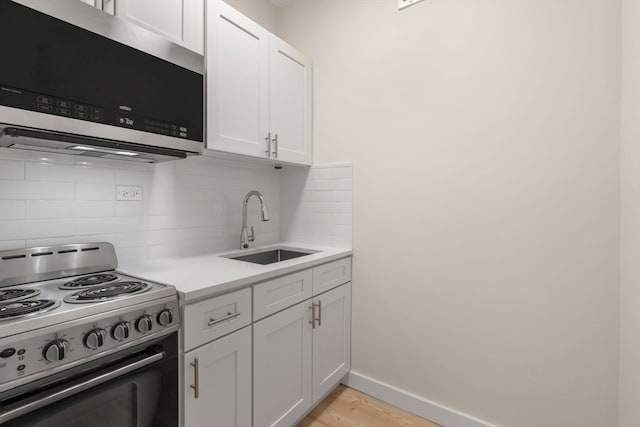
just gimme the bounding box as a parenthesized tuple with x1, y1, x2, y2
(0, 84, 195, 141)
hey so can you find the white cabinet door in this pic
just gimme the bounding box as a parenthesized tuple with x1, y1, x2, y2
(312, 283, 351, 402)
(253, 300, 312, 427)
(206, 0, 270, 159)
(184, 326, 252, 427)
(115, 0, 204, 54)
(269, 35, 313, 165)
(78, 0, 115, 14)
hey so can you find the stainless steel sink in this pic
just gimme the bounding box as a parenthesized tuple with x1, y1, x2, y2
(226, 248, 314, 265)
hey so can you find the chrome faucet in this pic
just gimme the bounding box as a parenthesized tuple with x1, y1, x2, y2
(240, 190, 270, 249)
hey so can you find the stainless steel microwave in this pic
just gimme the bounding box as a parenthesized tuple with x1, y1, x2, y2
(0, 0, 204, 162)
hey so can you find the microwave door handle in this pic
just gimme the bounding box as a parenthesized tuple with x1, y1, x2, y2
(0, 351, 165, 425)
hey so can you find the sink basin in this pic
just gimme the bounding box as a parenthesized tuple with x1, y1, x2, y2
(225, 248, 315, 265)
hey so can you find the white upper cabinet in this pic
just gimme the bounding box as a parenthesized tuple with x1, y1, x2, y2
(269, 35, 313, 165)
(206, 1, 313, 166)
(115, 0, 204, 54)
(79, 0, 204, 54)
(206, 1, 270, 159)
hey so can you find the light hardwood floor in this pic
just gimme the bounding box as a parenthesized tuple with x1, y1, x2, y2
(297, 385, 442, 427)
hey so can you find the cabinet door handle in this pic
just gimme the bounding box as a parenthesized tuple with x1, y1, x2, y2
(190, 357, 199, 399)
(208, 311, 241, 327)
(272, 134, 278, 159)
(265, 132, 271, 158)
(309, 301, 320, 328)
(308, 304, 316, 329)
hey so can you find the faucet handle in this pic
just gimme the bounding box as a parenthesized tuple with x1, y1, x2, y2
(249, 226, 255, 243)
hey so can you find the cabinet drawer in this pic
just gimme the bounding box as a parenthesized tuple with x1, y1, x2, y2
(183, 287, 251, 351)
(312, 258, 352, 295)
(253, 270, 313, 321)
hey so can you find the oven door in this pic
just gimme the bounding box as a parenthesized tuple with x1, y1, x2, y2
(0, 333, 177, 427)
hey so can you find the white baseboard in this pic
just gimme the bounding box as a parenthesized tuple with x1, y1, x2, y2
(343, 371, 498, 427)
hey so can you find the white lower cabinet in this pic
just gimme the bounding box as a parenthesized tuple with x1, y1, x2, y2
(253, 281, 352, 427)
(184, 326, 252, 427)
(181, 257, 352, 427)
(182, 287, 253, 427)
(253, 301, 313, 427)
(312, 283, 351, 401)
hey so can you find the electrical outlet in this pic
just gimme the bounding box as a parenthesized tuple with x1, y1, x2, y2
(398, 0, 425, 10)
(116, 185, 143, 201)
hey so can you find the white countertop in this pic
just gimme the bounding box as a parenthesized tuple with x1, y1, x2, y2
(119, 243, 352, 303)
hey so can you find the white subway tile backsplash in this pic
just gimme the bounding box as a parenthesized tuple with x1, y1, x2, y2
(74, 216, 148, 236)
(26, 163, 115, 184)
(116, 169, 154, 186)
(281, 164, 353, 249)
(0, 148, 74, 165)
(73, 201, 115, 218)
(0, 240, 25, 251)
(0, 181, 75, 200)
(313, 179, 353, 191)
(115, 246, 149, 263)
(25, 162, 73, 182)
(148, 240, 203, 259)
(308, 167, 333, 181)
(151, 172, 178, 187)
(333, 213, 353, 225)
(0, 160, 24, 180)
(74, 165, 117, 184)
(0, 201, 26, 220)
(26, 201, 75, 219)
(115, 201, 149, 217)
(302, 190, 352, 203)
(0, 154, 350, 262)
(0, 219, 75, 240)
(76, 183, 116, 201)
(115, 229, 177, 248)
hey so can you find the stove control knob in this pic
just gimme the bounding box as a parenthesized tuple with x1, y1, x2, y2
(84, 329, 107, 350)
(136, 315, 153, 333)
(157, 309, 173, 327)
(111, 322, 131, 341)
(43, 339, 70, 362)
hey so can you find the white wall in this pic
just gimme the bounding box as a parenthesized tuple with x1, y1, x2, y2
(0, 149, 280, 261)
(620, 0, 640, 426)
(277, 1, 621, 426)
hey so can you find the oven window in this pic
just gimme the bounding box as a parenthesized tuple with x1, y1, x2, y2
(24, 383, 138, 427)
(4, 364, 176, 427)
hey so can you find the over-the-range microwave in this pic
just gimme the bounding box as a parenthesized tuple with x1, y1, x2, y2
(0, 0, 204, 163)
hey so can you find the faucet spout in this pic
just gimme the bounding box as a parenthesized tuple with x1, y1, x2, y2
(240, 191, 270, 249)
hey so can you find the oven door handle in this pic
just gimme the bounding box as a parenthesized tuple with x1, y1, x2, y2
(0, 351, 165, 424)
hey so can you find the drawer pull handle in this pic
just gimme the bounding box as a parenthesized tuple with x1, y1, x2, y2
(208, 311, 241, 327)
(190, 357, 199, 399)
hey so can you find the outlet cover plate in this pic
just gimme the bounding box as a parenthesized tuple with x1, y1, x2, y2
(116, 185, 143, 201)
(398, 0, 425, 10)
